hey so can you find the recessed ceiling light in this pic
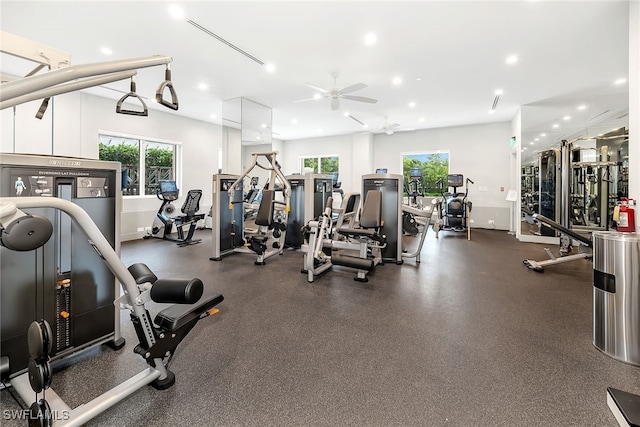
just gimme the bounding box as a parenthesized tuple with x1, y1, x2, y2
(488, 110, 495, 114)
(415, 77, 422, 81)
(291, 119, 298, 125)
(563, 116, 571, 121)
(408, 101, 416, 108)
(210, 114, 217, 119)
(313, 93, 322, 100)
(577, 104, 587, 110)
(495, 89, 503, 96)
(523, 147, 528, 150)
(198, 83, 208, 90)
(264, 63, 276, 73)
(505, 55, 518, 65)
(101, 47, 112, 55)
(168, 4, 185, 20)
(317, 129, 323, 133)
(363, 124, 369, 128)
(261, 123, 267, 128)
(344, 112, 350, 117)
(392, 76, 402, 85)
(552, 123, 559, 128)
(364, 32, 377, 46)
(540, 133, 546, 137)
(614, 77, 627, 85)
(530, 142, 534, 145)
(419, 117, 425, 122)
(534, 138, 539, 141)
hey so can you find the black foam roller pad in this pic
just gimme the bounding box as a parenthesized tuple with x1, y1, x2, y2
(128, 263, 158, 285)
(150, 278, 203, 304)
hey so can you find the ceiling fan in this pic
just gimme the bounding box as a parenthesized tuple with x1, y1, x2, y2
(295, 72, 377, 111)
(380, 116, 400, 135)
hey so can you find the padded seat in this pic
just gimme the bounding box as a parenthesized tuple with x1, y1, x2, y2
(155, 291, 224, 332)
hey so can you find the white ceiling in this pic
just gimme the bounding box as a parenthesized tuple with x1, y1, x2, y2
(0, 1, 631, 142)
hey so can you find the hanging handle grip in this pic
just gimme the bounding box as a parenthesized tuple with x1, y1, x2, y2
(155, 67, 179, 110)
(116, 78, 148, 116)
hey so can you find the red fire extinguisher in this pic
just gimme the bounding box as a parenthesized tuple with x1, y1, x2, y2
(617, 198, 636, 232)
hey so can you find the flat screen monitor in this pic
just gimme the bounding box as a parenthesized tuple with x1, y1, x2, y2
(159, 180, 178, 194)
(447, 174, 464, 187)
(375, 168, 387, 174)
(409, 168, 422, 178)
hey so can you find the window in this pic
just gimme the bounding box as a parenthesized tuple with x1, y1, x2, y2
(300, 155, 339, 175)
(98, 133, 179, 196)
(402, 152, 449, 196)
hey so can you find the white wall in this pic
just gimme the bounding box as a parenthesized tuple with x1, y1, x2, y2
(280, 133, 355, 190)
(2, 91, 223, 241)
(281, 122, 513, 230)
(372, 122, 513, 230)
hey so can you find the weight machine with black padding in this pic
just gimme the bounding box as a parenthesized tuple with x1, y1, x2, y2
(211, 152, 291, 265)
(0, 195, 223, 427)
(301, 191, 386, 282)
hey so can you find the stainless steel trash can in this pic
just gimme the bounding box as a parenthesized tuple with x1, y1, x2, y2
(592, 231, 640, 366)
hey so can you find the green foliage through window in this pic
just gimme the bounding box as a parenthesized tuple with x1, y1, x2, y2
(99, 135, 177, 196)
(403, 153, 449, 196)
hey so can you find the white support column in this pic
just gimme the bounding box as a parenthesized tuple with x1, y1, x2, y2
(629, 0, 640, 231)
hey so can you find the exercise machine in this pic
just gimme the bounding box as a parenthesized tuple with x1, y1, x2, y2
(145, 180, 204, 246)
(362, 173, 403, 263)
(301, 191, 385, 282)
(401, 204, 434, 263)
(522, 210, 592, 272)
(0, 195, 223, 427)
(210, 151, 291, 265)
(0, 154, 123, 380)
(433, 174, 474, 240)
(406, 168, 424, 206)
(285, 174, 333, 248)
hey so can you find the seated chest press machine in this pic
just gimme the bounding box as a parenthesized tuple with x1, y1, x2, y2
(0, 197, 223, 426)
(301, 190, 386, 282)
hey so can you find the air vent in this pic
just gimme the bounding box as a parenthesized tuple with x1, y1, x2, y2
(489, 94, 500, 112)
(188, 20, 264, 65)
(587, 110, 610, 122)
(615, 113, 629, 119)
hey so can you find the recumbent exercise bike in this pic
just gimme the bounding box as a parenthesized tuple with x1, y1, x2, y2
(145, 180, 204, 246)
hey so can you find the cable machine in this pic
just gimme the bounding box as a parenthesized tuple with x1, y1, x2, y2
(210, 152, 291, 265)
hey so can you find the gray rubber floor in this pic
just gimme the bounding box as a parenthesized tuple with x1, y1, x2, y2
(2, 228, 638, 426)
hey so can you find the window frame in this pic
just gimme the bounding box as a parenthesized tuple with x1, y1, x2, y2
(299, 154, 340, 174)
(98, 130, 182, 198)
(400, 150, 450, 197)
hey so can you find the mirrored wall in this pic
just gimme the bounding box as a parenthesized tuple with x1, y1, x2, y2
(519, 88, 629, 240)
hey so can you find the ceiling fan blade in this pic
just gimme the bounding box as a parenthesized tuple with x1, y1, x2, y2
(331, 98, 340, 110)
(388, 123, 401, 129)
(305, 83, 329, 93)
(293, 94, 329, 103)
(342, 95, 378, 104)
(340, 83, 367, 95)
(385, 129, 394, 135)
(347, 114, 365, 126)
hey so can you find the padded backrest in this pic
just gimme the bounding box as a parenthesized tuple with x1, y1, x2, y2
(360, 190, 382, 229)
(255, 190, 275, 226)
(181, 190, 202, 216)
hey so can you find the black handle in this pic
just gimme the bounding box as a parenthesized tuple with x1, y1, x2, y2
(116, 79, 148, 116)
(155, 68, 179, 111)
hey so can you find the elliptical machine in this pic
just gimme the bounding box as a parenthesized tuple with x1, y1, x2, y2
(433, 174, 474, 240)
(145, 180, 204, 246)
